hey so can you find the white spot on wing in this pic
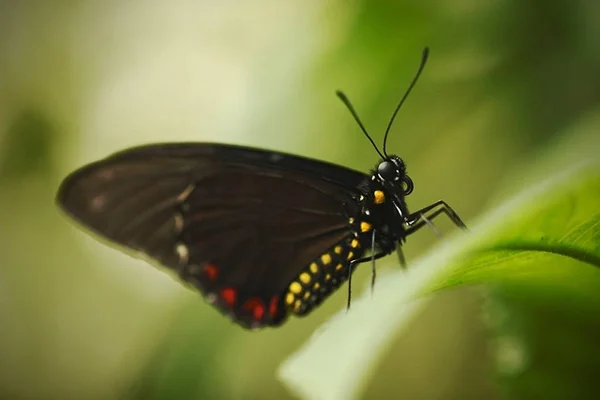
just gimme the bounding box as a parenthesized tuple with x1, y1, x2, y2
(91, 195, 106, 211)
(175, 243, 189, 264)
(206, 293, 217, 304)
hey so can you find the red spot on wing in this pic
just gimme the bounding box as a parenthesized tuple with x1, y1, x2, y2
(203, 264, 219, 281)
(221, 287, 237, 306)
(269, 296, 279, 317)
(243, 298, 265, 320)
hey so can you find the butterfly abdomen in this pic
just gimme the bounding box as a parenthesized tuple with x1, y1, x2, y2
(283, 235, 364, 316)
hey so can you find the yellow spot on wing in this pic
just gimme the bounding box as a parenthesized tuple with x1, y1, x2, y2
(313, 282, 320, 290)
(351, 239, 360, 248)
(335, 264, 343, 271)
(310, 263, 319, 274)
(347, 251, 354, 260)
(325, 274, 331, 281)
(334, 246, 342, 254)
(303, 292, 311, 300)
(374, 190, 385, 204)
(321, 254, 332, 265)
(285, 293, 295, 305)
(360, 221, 372, 232)
(294, 300, 302, 312)
(289, 282, 302, 294)
(299, 272, 311, 284)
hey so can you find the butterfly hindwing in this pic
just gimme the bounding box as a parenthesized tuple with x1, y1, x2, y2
(57, 143, 367, 328)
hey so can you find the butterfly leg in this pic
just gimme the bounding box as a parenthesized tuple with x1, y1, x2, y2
(346, 250, 389, 310)
(370, 230, 377, 296)
(396, 246, 407, 269)
(404, 200, 467, 236)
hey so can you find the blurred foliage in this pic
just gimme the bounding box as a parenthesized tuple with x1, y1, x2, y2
(0, 109, 55, 180)
(488, 284, 600, 400)
(0, 0, 598, 399)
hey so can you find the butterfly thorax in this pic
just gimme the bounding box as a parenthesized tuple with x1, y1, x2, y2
(353, 177, 409, 253)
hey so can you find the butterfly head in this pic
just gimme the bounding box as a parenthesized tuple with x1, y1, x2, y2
(376, 156, 413, 196)
(336, 48, 429, 199)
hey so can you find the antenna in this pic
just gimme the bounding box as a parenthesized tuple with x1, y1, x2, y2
(336, 90, 385, 159)
(382, 47, 430, 157)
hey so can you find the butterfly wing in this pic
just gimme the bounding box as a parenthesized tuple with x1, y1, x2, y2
(57, 143, 367, 328)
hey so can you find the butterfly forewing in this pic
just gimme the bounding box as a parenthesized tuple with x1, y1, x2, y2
(57, 143, 367, 328)
(58, 157, 203, 267)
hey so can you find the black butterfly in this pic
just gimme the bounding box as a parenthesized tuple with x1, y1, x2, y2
(56, 48, 467, 330)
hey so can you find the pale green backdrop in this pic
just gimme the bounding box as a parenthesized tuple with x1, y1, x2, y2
(1, 1, 599, 399)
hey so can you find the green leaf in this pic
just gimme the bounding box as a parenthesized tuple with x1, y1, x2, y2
(278, 161, 600, 400)
(485, 283, 600, 400)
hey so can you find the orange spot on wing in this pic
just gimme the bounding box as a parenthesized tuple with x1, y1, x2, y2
(269, 296, 279, 317)
(243, 298, 265, 320)
(203, 264, 219, 280)
(220, 287, 237, 306)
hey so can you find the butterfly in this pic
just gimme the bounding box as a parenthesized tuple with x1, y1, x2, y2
(56, 47, 467, 330)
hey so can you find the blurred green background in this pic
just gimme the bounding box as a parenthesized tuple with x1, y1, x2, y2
(1, 1, 599, 399)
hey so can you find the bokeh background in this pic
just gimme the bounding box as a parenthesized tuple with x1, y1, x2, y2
(1, 1, 599, 399)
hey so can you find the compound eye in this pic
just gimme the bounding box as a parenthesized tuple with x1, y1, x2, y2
(377, 161, 397, 181)
(401, 176, 414, 195)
